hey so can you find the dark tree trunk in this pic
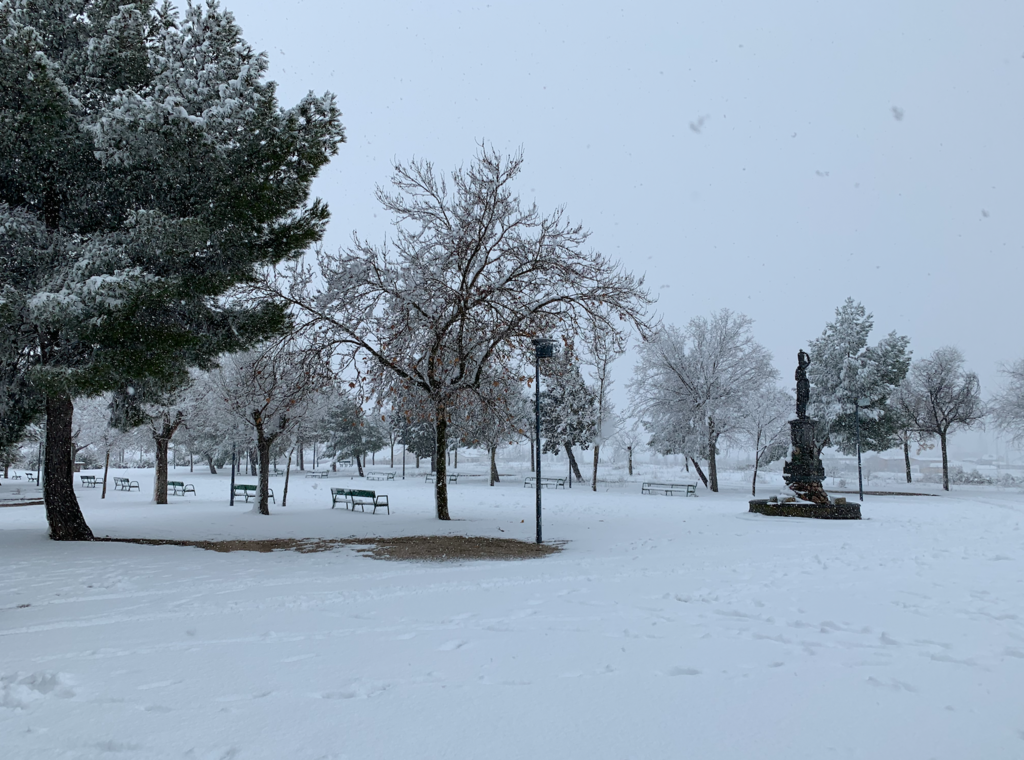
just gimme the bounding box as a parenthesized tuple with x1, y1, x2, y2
(434, 402, 450, 520)
(356, 453, 364, 478)
(44, 395, 93, 540)
(153, 438, 169, 503)
(282, 452, 292, 507)
(489, 445, 499, 486)
(152, 412, 183, 504)
(102, 450, 110, 499)
(530, 437, 535, 472)
(751, 450, 760, 497)
(298, 441, 304, 470)
(627, 446, 633, 476)
(207, 455, 217, 475)
(690, 457, 709, 488)
(903, 441, 912, 483)
(591, 444, 600, 492)
(255, 434, 272, 516)
(707, 419, 719, 493)
(940, 431, 949, 491)
(565, 443, 583, 482)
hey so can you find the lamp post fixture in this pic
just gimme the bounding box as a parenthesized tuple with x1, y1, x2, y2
(532, 337, 556, 543)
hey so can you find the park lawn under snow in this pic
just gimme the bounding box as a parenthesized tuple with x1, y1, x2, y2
(2, 466, 1023, 760)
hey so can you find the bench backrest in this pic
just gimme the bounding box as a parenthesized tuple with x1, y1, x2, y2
(333, 488, 376, 498)
(234, 484, 257, 491)
(168, 481, 183, 486)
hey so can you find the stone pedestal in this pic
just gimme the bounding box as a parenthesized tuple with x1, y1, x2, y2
(782, 418, 829, 505)
(749, 498, 861, 519)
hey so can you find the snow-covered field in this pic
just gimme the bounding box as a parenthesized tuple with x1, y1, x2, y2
(2, 467, 1023, 759)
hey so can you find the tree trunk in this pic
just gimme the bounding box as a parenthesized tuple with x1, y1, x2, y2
(390, 441, 395, 467)
(565, 443, 583, 482)
(206, 454, 217, 475)
(282, 451, 292, 507)
(707, 419, 719, 492)
(298, 441, 304, 470)
(255, 435, 272, 516)
(627, 446, 633, 476)
(44, 395, 93, 541)
(591, 444, 600, 491)
(751, 452, 759, 497)
(903, 441, 912, 483)
(102, 449, 110, 499)
(454, 447, 458, 469)
(489, 446, 499, 486)
(356, 453, 364, 478)
(530, 437, 535, 472)
(689, 457, 709, 488)
(249, 447, 258, 476)
(434, 402, 450, 520)
(153, 438, 170, 503)
(152, 412, 183, 504)
(940, 431, 949, 491)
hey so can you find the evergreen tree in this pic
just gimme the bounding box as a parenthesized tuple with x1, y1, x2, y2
(320, 395, 389, 477)
(540, 351, 597, 483)
(0, 1, 344, 538)
(807, 299, 911, 457)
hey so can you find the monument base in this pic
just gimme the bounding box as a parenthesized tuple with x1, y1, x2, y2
(749, 499, 861, 520)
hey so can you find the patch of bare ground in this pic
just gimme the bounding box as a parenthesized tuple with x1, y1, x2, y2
(95, 535, 564, 562)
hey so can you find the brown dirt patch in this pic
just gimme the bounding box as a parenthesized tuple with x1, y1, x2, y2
(96, 535, 563, 562)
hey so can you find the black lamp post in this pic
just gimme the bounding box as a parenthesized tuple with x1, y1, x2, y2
(532, 337, 556, 543)
(229, 444, 236, 506)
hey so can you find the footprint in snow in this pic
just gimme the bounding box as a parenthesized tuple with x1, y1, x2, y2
(438, 639, 468, 651)
(866, 676, 917, 692)
(664, 666, 701, 677)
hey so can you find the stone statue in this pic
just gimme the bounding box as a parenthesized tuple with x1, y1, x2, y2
(795, 350, 810, 419)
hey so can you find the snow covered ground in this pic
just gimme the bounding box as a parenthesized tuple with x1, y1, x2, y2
(2, 467, 1023, 759)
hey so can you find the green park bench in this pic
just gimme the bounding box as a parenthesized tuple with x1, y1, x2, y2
(304, 470, 329, 479)
(331, 487, 389, 514)
(168, 480, 196, 496)
(366, 471, 395, 481)
(641, 482, 698, 497)
(79, 475, 98, 488)
(425, 472, 459, 484)
(113, 476, 140, 491)
(233, 484, 273, 503)
(524, 476, 566, 489)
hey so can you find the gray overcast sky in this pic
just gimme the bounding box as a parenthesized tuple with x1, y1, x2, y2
(220, 0, 1022, 450)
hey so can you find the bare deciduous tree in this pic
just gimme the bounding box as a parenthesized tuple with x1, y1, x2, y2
(899, 347, 985, 491)
(218, 342, 329, 515)
(991, 357, 1024, 446)
(632, 310, 775, 492)
(585, 318, 625, 491)
(269, 146, 652, 519)
(739, 387, 792, 496)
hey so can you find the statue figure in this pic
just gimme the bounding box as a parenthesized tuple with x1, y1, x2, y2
(795, 350, 810, 419)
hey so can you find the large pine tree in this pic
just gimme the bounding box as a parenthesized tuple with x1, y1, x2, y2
(0, 0, 345, 538)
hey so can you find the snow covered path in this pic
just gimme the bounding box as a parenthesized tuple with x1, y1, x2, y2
(2, 471, 1023, 759)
